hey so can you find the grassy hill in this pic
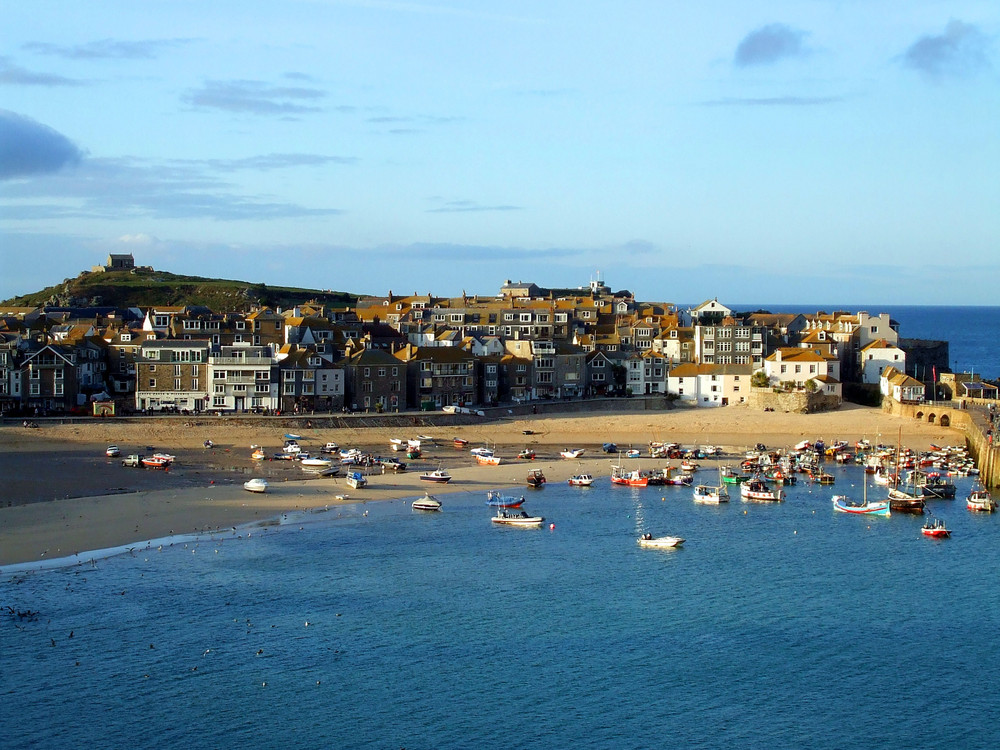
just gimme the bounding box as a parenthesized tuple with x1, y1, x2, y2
(2, 268, 358, 311)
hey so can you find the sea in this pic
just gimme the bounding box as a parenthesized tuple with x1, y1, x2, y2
(3, 464, 1000, 749)
(735, 304, 1000, 381)
(4, 304, 1000, 749)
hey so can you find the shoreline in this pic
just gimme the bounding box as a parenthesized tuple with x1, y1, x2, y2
(0, 403, 965, 566)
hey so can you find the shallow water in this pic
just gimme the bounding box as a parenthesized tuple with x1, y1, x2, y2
(3, 464, 998, 749)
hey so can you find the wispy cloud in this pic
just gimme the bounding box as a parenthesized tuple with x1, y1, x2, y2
(197, 153, 359, 171)
(734, 23, 810, 67)
(901, 20, 991, 79)
(23, 38, 193, 60)
(0, 155, 343, 220)
(0, 56, 83, 86)
(0, 110, 84, 180)
(181, 79, 326, 115)
(426, 199, 523, 213)
(700, 95, 843, 107)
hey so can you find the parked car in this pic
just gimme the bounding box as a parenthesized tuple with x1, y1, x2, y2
(121, 454, 143, 467)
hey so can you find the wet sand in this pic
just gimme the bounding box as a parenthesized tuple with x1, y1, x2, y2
(0, 403, 964, 566)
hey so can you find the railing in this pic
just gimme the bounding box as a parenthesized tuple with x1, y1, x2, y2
(210, 357, 273, 365)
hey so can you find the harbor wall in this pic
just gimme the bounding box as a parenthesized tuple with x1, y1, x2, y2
(883, 399, 1000, 489)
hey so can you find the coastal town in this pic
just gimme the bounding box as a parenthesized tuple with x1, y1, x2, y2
(2, 253, 993, 419)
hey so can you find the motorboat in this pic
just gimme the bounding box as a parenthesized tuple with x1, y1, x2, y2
(151, 452, 175, 464)
(345, 471, 368, 489)
(967, 484, 996, 512)
(568, 473, 594, 487)
(517, 448, 536, 460)
(470, 446, 493, 457)
(243, 478, 268, 493)
(832, 495, 890, 516)
(283, 433, 302, 441)
(476, 453, 501, 466)
(680, 460, 699, 473)
(624, 449, 641, 459)
(453, 437, 469, 447)
(105, 445, 121, 458)
(693, 484, 728, 504)
(721, 466, 750, 484)
(637, 534, 685, 549)
(251, 447, 267, 460)
(526, 469, 546, 488)
(486, 491, 525, 508)
(320, 442, 340, 454)
(420, 468, 452, 483)
(412, 493, 442, 512)
(560, 448, 585, 459)
(491, 509, 544, 527)
(283, 441, 302, 454)
(740, 477, 783, 502)
(921, 518, 950, 538)
(300, 456, 333, 468)
(610, 465, 648, 487)
(141, 456, 169, 469)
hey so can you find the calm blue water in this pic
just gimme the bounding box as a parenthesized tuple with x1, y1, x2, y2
(735, 304, 1000, 381)
(3, 466, 999, 749)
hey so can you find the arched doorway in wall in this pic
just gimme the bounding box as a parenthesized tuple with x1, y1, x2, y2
(928, 413, 936, 424)
(939, 414, 950, 427)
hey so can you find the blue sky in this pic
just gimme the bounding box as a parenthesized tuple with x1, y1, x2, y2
(2, 1, 998, 306)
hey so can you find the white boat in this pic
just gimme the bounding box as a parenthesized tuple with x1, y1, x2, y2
(740, 476, 783, 502)
(152, 452, 176, 464)
(412, 493, 442, 511)
(243, 478, 268, 493)
(300, 456, 333, 468)
(420, 468, 452, 483)
(637, 534, 685, 549)
(560, 448, 585, 459)
(568, 473, 594, 487)
(693, 484, 728, 504)
(967, 484, 996, 512)
(320, 442, 340, 454)
(491, 509, 545, 527)
(475, 453, 502, 466)
(345, 472, 367, 489)
(283, 441, 302, 454)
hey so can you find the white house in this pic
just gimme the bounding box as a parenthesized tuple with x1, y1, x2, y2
(880, 366, 925, 403)
(860, 339, 906, 385)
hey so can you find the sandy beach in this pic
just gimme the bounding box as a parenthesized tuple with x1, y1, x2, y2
(0, 403, 964, 566)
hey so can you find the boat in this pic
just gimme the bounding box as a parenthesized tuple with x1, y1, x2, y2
(105, 445, 120, 457)
(568, 473, 594, 487)
(740, 476, 783, 502)
(320, 442, 340, 454)
(560, 448, 585, 459)
(967, 484, 996, 512)
(141, 456, 169, 469)
(887, 487, 926, 515)
(300, 456, 333, 468)
(475, 453, 502, 466)
(832, 495, 890, 516)
(637, 533, 685, 549)
(693, 483, 728, 504)
(721, 466, 750, 484)
(419, 468, 452, 483)
(491, 509, 544, 527)
(406, 446, 422, 460)
(921, 518, 950, 538)
(517, 448, 536, 460)
(808, 469, 835, 485)
(283, 441, 302, 454)
(389, 438, 405, 451)
(909, 470, 957, 499)
(453, 437, 469, 447)
(283, 433, 302, 441)
(624, 449, 641, 459)
(243, 478, 268, 493)
(412, 493, 442, 511)
(486, 490, 525, 508)
(251, 447, 267, 460)
(526, 469, 546, 487)
(470, 446, 493, 456)
(345, 471, 367, 489)
(680, 460, 699, 473)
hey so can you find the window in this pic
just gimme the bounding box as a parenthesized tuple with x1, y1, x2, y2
(378, 368, 386, 377)
(149, 364, 157, 372)
(30, 383, 40, 396)
(174, 378, 182, 390)
(192, 379, 199, 390)
(363, 367, 370, 377)
(392, 367, 398, 376)
(174, 364, 182, 376)
(213, 395, 226, 407)
(149, 379, 156, 388)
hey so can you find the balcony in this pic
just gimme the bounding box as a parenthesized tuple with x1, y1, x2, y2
(210, 356, 273, 366)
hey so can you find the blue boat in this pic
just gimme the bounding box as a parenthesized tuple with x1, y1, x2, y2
(486, 490, 525, 508)
(283, 433, 302, 441)
(832, 495, 890, 516)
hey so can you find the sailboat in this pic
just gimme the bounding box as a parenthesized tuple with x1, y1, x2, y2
(886, 427, 925, 514)
(832, 471, 890, 516)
